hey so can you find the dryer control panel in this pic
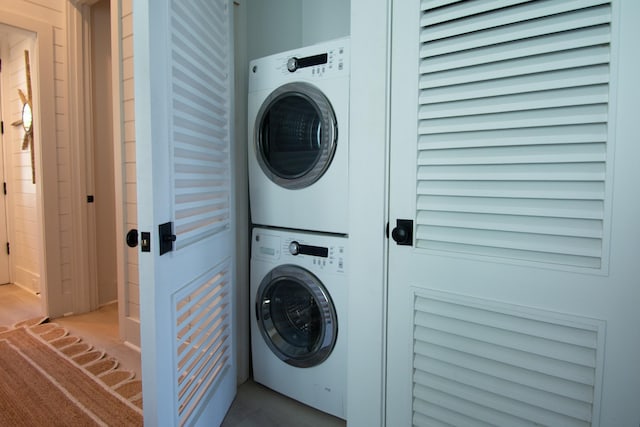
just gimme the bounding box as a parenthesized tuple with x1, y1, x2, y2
(277, 42, 347, 79)
(252, 228, 347, 274)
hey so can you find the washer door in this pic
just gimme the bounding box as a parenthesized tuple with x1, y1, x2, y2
(255, 82, 337, 189)
(256, 264, 337, 368)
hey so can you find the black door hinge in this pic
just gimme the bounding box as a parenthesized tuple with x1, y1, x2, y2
(3, 183, 6, 195)
(1, 121, 4, 135)
(6, 242, 9, 255)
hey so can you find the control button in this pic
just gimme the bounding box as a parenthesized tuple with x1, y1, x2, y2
(289, 241, 300, 255)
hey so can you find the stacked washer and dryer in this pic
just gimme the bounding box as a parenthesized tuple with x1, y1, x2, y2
(248, 38, 350, 419)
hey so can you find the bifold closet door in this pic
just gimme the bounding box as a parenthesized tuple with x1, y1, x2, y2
(387, 1, 640, 425)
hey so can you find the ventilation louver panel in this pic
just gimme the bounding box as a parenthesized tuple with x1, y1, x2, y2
(171, 0, 231, 250)
(174, 260, 232, 427)
(412, 291, 604, 426)
(416, 0, 612, 269)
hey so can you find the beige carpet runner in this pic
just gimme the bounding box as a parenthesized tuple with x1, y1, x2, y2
(0, 317, 143, 426)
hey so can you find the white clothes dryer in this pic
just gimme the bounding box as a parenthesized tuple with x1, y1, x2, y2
(248, 38, 350, 234)
(250, 227, 347, 419)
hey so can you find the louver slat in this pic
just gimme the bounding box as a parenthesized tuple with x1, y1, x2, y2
(174, 261, 232, 427)
(419, 124, 607, 150)
(421, 26, 610, 74)
(422, 6, 611, 57)
(421, 0, 531, 26)
(421, 0, 610, 40)
(420, 48, 610, 90)
(412, 292, 603, 426)
(415, 1, 611, 269)
(171, 0, 230, 251)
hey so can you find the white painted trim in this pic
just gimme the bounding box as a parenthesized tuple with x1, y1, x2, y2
(72, 0, 101, 5)
(110, 0, 129, 342)
(347, 1, 390, 426)
(0, 9, 62, 318)
(232, 0, 250, 385)
(0, 33, 14, 287)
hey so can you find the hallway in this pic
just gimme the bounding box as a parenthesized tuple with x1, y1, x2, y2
(0, 283, 141, 377)
(0, 283, 345, 426)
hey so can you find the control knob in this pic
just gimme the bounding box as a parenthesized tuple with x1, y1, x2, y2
(286, 57, 298, 72)
(289, 241, 300, 255)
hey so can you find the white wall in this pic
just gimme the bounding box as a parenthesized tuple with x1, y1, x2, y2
(302, 0, 350, 46)
(246, 0, 302, 61)
(2, 34, 40, 293)
(0, 1, 65, 317)
(245, 0, 350, 62)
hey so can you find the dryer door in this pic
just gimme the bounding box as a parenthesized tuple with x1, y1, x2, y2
(255, 82, 337, 189)
(256, 264, 337, 368)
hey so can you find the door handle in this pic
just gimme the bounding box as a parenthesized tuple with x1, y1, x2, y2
(159, 221, 176, 255)
(126, 229, 139, 248)
(391, 219, 413, 246)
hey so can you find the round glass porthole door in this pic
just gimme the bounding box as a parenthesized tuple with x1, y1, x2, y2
(255, 82, 337, 189)
(256, 264, 337, 368)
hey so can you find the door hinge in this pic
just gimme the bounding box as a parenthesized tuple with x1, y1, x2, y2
(1, 121, 4, 135)
(3, 182, 6, 195)
(6, 242, 9, 255)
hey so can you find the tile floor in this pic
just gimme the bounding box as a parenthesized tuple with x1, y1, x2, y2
(0, 283, 346, 426)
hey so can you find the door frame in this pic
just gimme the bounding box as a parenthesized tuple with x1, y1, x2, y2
(66, 1, 99, 313)
(0, 9, 61, 318)
(346, 0, 390, 426)
(0, 50, 12, 285)
(65, 0, 131, 341)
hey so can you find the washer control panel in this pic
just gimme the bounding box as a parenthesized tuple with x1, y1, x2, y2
(252, 228, 346, 274)
(249, 37, 349, 92)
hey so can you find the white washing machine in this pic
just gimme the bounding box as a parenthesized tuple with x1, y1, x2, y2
(250, 227, 347, 419)
(248, 38, 350, 235)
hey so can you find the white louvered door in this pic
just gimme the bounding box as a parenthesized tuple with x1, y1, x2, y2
(387, 1, 640, 426)
(133, 1, 236, 426)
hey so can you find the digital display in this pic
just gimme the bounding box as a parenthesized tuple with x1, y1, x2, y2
(297, 53, 328, 69)
(299, 244, 329, 258)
